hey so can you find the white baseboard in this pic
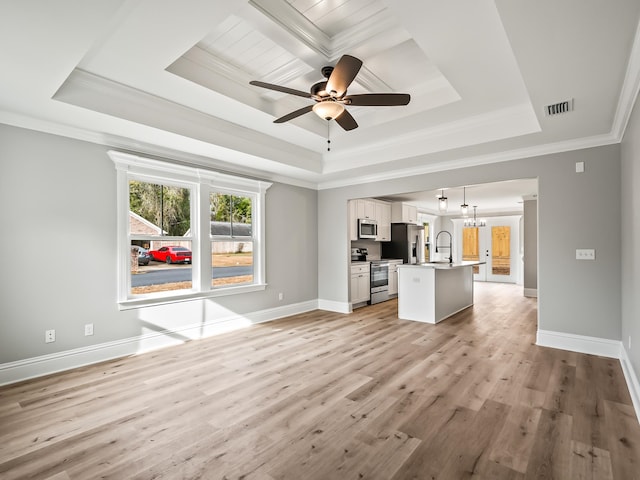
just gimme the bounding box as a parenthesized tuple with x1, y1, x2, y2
(536, 329, 622, 359)
(0, 299, 318, 387)
(537, 329, 640, 424)
(524, 288, 538, 298)
(317, 299, 351, 313)
(620, 346, 640, 424)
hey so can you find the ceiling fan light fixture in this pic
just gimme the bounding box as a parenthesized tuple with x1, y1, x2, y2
(313, 101, 345, 120)
(249, 54, 410, 134)
(310, 81, 329, 99)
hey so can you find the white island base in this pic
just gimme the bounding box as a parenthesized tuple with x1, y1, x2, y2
(397, 263, 476, 324)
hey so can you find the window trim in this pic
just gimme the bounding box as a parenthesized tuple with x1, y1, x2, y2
(110, 150, 271, 309)
(210, 189, 257, 290)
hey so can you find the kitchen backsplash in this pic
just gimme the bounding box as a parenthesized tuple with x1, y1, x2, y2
(351, 239, 381, 260)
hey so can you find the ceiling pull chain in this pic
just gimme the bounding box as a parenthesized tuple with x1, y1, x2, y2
(327, 120, 331, 152)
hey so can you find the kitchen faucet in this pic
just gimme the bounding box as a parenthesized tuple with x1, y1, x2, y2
(435, 230, 453, 264)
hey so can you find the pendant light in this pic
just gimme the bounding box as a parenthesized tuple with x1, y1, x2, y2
(438, 189, 448, 212)
(464, 206, 486, 227)
(460, 187, 469, 216)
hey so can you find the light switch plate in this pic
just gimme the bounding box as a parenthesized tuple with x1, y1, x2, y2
(576, 161, 585, 173)
(576, 249, 595, 260)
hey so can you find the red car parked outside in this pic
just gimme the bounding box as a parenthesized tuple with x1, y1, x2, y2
(149, 246, 192, 264)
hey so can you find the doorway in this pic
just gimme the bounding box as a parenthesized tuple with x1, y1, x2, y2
(456, 216, 521, 284)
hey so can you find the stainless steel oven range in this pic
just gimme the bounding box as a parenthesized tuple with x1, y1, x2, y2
(369, 260, 390, 304)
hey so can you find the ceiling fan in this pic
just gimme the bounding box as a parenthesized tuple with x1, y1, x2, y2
(249, 54, 410, 131)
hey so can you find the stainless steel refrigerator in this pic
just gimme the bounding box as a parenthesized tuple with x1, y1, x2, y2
(382, 223, 425, 264)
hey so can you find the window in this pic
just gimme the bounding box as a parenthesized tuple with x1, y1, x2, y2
(129, 180, 193, 295)
(110, 151, 271, 309)
(210, 192, 254, 288)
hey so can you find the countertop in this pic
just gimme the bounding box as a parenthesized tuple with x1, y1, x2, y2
(351, 258, 404, 264)
(372, 258, 403, 264)
(397, 261, 486, 270)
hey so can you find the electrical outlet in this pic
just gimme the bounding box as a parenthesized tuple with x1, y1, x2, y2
(84, 323, 94, 336)
(278, 292, 284, 301)
(576, 249, 595, 260)
(45, 329, 55, 343)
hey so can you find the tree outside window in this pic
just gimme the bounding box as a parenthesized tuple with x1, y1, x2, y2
(210, 193, 254, 287)
(112, 150, 270, 308)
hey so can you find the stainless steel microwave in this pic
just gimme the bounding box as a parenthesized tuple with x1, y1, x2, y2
(358, 218, 377, 239)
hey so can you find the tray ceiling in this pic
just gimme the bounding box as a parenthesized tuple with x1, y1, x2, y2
(1, 0, 639, 189)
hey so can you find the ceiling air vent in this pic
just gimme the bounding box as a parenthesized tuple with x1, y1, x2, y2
(544, 98, 573, 116)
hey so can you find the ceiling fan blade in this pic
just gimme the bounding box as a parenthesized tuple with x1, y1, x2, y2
(334, 109, 358, 131)
(326, 55, 363, 98)
(249, 80, 311, 99)
(343, 93, 411, 106)
(274, 104, 314, 123)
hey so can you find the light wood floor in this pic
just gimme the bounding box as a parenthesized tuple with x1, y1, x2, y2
(1, 283, 639, 479)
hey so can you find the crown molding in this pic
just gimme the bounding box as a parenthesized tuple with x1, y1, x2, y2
(53, 69, 322, 173)
(612, 17, 640, 141)
(323, 103, 540, 172)
(0, 110, 319, 190)
(250, 0, 332, 58)
(0, 106, 626, 194)
(317, 132, 619, 190)
(249, 0, 400, 63)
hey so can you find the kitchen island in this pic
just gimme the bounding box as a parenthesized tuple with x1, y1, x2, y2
(396, 262, 484, 324)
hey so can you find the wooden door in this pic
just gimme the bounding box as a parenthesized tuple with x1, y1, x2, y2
(491, 226, 511, 276)
(462, 227, 480, 274)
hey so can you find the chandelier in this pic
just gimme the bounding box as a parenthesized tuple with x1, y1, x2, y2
(464, 206, 486, 227)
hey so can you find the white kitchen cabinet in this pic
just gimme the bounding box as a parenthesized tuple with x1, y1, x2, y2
(349, 199, 390, 242)
(350, 263, 370, 305)
(356, 199, 376, 220)
(375, 201, 391, 241)
(387, 260, 403, 296)
(391, 203, 418, 224)
(397, 263, 475, 323)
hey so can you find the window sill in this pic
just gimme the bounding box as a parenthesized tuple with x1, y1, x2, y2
(118, 283, 267, 310)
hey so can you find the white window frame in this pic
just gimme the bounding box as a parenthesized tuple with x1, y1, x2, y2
(110, 150, 271, 310)
(209, 188, 257, 290)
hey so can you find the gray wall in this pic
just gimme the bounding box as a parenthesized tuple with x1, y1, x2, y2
(0, 118, 630, 372)
(622, 92, 640, 377)
(0, 124, 318, 364)
(319, 144, 621, 340)
(523, 199, 538, 292)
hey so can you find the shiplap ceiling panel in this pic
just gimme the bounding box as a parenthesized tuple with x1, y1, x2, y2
(286, 0, 387, 38)
(197, 15, 307, 80)
(198, 16, 246, 54)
